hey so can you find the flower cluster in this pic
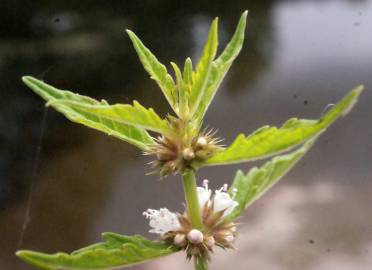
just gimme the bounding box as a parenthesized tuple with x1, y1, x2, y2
(147, 123, 223, 176)
(143, 180, 238, 261)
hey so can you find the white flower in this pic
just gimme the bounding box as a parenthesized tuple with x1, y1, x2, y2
(143, 181, 238, 236)
(197, 179, 212, 209)
(143, 208, 181, 234)
(213, 184, 238, 217)
(197, 180, 239, 218)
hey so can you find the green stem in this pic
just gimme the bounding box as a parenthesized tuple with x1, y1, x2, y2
(182, 170, 208, 270)
(182, 169, 203, 229)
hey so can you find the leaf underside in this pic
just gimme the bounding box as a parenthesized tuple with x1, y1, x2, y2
(17, 233, 179, 270)
(23, 76, 156, 150)
(227, 137, 317, 221)
(206, 85, 363, 166)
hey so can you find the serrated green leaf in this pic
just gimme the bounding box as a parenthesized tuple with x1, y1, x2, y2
(226, 137, 317, 221)
(189, 18, 219, 117)
(23, 76, 154, 150)
(50, 99, 173, 136)
(194, 11, 248, 123)
(205, 86, 363, 166)
(17, 233, 179, 270)
(126, 30, 178, 114)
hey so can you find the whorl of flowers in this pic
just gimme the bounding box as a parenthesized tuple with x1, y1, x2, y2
(143, 180, 238, 261)
(147, 126, 223, 177)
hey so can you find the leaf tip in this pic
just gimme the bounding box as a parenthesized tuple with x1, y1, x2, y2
(126, 29, 137, 40)
(16, 250, 36, 264)
(341, 85, 364, 117)
(15, 250, 25, 258)
(22, 75, 38, 87)
(239, 10, 249, 28)
(16, 250, 52, 270)
(22, 75, 32, 83)
(185, 57, 193, 67)
(354, 84, 365, 95)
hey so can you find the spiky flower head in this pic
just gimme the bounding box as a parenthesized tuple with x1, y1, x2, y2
(143, 180, 238, 262)
(147, 122, 223, 176)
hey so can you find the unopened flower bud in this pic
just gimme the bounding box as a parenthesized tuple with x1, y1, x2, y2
(205, 236, 215, 248)
(173, 234, 186, 247)
(187, 229, 204, 244)
(182, 148, 195, 160)
(196, 137, 208, 147)
(225, 234, 235, 243)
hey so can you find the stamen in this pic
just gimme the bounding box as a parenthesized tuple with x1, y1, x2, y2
(219, 184, 228, 192)
(202, 179, 209, 190)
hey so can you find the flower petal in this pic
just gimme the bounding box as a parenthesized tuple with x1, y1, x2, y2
(143, 208, 181, 234)
(213, 189, 238, 217)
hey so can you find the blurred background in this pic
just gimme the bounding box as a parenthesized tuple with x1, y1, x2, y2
(0, 0, 371, 269)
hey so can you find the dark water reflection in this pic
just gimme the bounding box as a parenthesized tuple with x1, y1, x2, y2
(0, 1, 371, 269)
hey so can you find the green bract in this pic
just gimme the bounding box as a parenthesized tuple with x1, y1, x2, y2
(18, 10, 364, 270)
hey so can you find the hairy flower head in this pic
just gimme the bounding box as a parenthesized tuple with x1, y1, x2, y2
(143, 180, 238, 261)
(147, 126, 223, 177)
